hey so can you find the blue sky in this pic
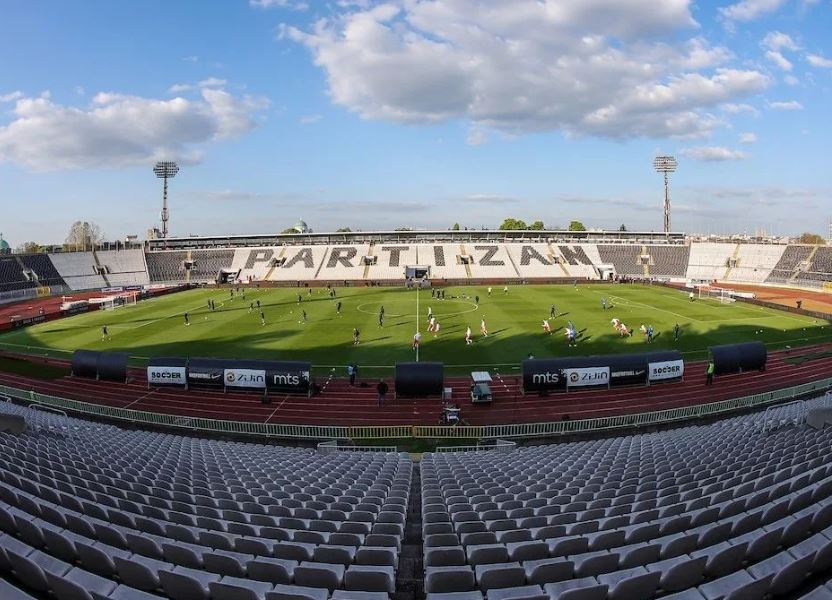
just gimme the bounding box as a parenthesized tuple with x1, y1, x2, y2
(1, 0, 830, 246)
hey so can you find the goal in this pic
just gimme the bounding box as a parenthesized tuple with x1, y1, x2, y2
(698, 286, 736, 304)
(103, 292, 139, 311)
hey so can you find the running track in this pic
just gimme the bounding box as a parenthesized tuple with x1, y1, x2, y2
(1, 344, 831, 427)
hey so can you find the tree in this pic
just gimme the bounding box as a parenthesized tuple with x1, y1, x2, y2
(452, 223, 460, 231)
(64, 221, 104, 251)
(797, 233, 825, 245)
(336, 227, 352, 232)
(529, 220, 545, 230)
(619, 224, 627, 232)
(568, 220, 586, 232)
(499, 218, 528, 230)
(16, 242, 45, 253)
(281, 227, 297, 234)
(394, 227, 412, 231)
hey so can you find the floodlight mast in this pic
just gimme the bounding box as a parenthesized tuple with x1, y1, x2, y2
(653, 155, 677, 235)
(153, 161, 179, 238)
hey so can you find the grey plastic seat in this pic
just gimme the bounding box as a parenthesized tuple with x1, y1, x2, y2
(7, 548, 72, 593)
(0, 578, 37, 600)
(425, 566, 476, 593)
(266, 583, 329, 600)
(544, 577, 608, 600)
(344, 564, 396, 593)
(159, 565, 221, 600)
(246, 557, 298, 584)
(293, 561, 345, 590)
(209, 576, 275, 600)
(474, 562, 525, 591)
(598, 567, 660, 600)
(522, 558, 574, 585)
(113, 554, 169, 591)
(646, 556, 706, 592)
(487, 585, 548, 600)
(748, 551, 813, 597)
(46, 567, 118, 600)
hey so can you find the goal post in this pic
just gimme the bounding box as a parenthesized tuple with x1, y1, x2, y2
(102, 292, 139, 311)
(698, 285, 735, 304)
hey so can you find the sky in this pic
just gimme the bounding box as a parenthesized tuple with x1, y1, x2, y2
(1, 0, 831, 246)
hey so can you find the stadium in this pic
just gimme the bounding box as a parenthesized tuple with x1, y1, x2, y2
(3, 1, 832, 599)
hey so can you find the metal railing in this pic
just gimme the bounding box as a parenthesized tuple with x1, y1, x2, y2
(317, 440, 399, 454)
(1, 376, 831, 442)
(761, 400, 807, 434)
(436, 439, 517, 453)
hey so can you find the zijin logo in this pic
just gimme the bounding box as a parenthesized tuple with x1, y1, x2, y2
(569, 372, 580, 382)
(226, 372, 236, 383)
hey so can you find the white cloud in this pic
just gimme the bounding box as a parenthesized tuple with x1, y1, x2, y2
(0, 88, 269, 170)
(299, 113, 322, 124)
(720, 103, 760, 116)
(169, 78, 228, 95)
(199, 78, 227, 88)
(783, 75, 799, 86)
(466, 128, 487, 146)
(719, 0, 787, 23)
(0, 91, 23, 103)
(680, 146, 748, 161)
(761, 31, 800, 52)
(286, 0, 769, 141)
(250, 0, 307, 9)
(168, 83, 194, 94)
(768, 100, 803, 110)
(183, 55, 199, 63)
(765, 51, 793, 71)
(807, 53, 832, 68)
(739, 132, 757, 143)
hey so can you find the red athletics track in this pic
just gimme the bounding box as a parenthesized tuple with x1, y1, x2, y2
(0, 291, 107, 327)
(1, 343, 831, 427)
(715, 282, 832, 315)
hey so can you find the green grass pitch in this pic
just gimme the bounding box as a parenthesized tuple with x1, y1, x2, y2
(1, 284, 829, 375)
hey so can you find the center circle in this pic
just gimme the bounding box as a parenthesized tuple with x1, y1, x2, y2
(356, 299, 479, 319)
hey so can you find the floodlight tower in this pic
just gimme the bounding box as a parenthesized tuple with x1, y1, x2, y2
(653, 155, 677, 235)
(153, 161, 179, 238)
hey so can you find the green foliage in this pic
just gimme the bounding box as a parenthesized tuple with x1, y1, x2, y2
(619, 224, 627, 232)
(529, 220, 545, 230)
(568, 220, 587, 231)
(499, 218, 528, 230)
(16, 242, 45, 253)
(797, 233, 825, 245)
(336, 227, 352, 232)
(452, 223, 460, 231)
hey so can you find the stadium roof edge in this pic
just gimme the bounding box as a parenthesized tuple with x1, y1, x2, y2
(146, 229, 688, 250)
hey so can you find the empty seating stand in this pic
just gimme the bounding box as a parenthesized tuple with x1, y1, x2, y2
(0, 402, 410, 600)
(4, 393, 832, 599)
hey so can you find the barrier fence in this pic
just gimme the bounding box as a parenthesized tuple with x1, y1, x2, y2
(2, 377, 832, 441)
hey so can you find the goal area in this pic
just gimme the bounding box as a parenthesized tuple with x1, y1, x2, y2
(697, 285, 736, 304)
(102, 292, 139, 311)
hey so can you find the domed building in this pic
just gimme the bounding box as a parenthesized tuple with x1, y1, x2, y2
(0, 234, 10, 255)
(291, 219, 310, 234)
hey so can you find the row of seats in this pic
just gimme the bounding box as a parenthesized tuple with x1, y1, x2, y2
(421, 396, 832, 600)
(0, 402, 409, 599)
(3, 396, 832, 599)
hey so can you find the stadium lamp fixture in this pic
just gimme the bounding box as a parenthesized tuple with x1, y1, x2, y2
(653, 155, 677, 235)
(153, 161, 179, 239)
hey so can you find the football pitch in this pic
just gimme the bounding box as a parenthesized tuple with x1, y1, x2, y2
(1, 284, 829, 374)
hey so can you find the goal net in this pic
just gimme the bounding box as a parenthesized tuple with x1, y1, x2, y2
(698, 285, 736, 304)
(103, 292, 139, 311)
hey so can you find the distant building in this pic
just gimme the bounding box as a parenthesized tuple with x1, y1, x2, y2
(291, 219, 311, 234)
(0, 234, 10, 255)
